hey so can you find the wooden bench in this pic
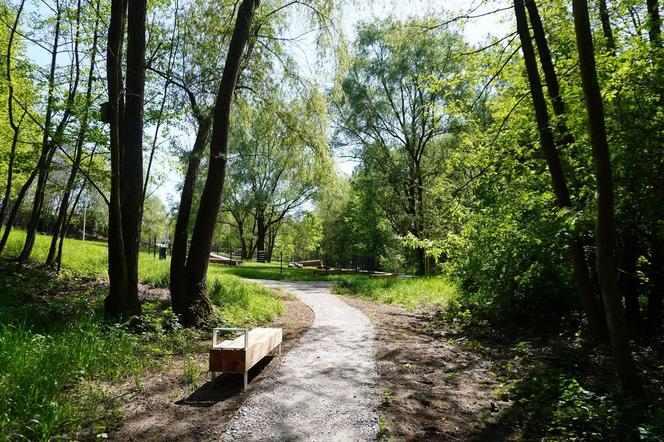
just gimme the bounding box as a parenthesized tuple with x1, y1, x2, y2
(209, 327, 282, 389)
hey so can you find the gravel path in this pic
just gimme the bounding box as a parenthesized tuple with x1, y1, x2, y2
(222, 280, 378, 441)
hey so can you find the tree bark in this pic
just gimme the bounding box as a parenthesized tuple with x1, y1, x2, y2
(646, 238, 663, 335)
(104, 0, 134, 316)
(170, 116, 211, 315)
(572, 0, 642, 397)
(522, 0, 608, 343)
(120, 0, 148, 307)
(181, 0, 260, 326)
(618, 233, 642, 337)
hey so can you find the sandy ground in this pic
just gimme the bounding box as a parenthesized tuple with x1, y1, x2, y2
(221, 280, 378, 441)
(107, 289, 314, 442)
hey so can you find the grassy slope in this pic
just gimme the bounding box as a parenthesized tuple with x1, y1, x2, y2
(332, 276, 457, 311)
(0, 231, 283, 440)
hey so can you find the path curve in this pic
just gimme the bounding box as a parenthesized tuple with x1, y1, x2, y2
(222, 280, 378, 441)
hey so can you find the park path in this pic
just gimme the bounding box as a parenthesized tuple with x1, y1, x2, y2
(222, 280, 378, 441)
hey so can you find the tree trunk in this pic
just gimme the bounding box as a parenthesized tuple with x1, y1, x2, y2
(180, 0, 260, 327)
(104, 0, 135, 316)
(598, 0, 616, 52)
(0, 0, 26, 231)
(647, 0, 661, 45)
(618, 233, 641, 337)
(170, 117, 211, 315)
(255, 210, 266, 262)
(19, 5, 63, 262)
(572, 0, 642, 397)
(121, 0, 148, 308)
(646, 238, 663, 336)
(47, 2, 99, 266)
(0, 165, 39, 255)
(516, 0, 608, 343)
(56, 182, 85, 271)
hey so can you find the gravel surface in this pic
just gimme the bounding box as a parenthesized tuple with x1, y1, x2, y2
(222, 280, 378, 441)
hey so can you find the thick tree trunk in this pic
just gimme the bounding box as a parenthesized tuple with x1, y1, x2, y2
(170, 117, 211, 315)
(255, 211, 266, 262)
(121, 0, 148, 307)
(181, 0, 260, 326)
(572, 0, 642, 397)
(104, 0, 134, 316)
(515, 0, 608, 343)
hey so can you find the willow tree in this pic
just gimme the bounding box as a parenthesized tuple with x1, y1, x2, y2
(335, 18, 470, 274)
(223, 90, 331, 262)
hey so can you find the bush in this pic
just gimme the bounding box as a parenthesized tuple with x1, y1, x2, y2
(442, 189, 579, 325)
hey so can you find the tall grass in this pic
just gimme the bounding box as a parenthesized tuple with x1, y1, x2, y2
(0, 231, 285, 440)
(332, 276, 457, 310)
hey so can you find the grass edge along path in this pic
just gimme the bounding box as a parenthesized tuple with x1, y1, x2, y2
(0, 231, 284, 440)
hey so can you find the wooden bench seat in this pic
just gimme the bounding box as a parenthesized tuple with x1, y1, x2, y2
(209, 327, 282, 389)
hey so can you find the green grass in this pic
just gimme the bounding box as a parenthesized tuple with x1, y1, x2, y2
(332, 276, 457, 310)
(0, 231, 286, 440)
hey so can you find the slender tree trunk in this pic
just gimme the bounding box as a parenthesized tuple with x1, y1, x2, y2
(618, 233, 642, 337)
(47, 3, 99, 266)
(181, 0, 260, 326)
(0, 0, 26, 231)
(0, 165, 39, 255)
(523, 0, 608, 342)
(572, 0, 642, 397)
(646, 238, 663, 335)
(647, 0, 661, 44)
(170, 117, 210, 315)
(19, 5, 63, 262)
(598, 0, 616, 52)
(56, 182, 85, 271)
(105, 0, 133, 316)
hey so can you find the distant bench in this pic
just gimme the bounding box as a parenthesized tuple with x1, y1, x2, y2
(209, 327, 282, 389)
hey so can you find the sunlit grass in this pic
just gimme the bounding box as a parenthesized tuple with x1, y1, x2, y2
(0, 231, 286, 440)
(332, 276, 457, 310)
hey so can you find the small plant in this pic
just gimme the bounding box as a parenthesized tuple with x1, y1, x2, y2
(377, 416, 390, 439)
(381, 389, 393, 406)
(182, 358, 201, 388)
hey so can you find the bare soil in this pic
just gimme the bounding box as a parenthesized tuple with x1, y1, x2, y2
(106, 289, 314, 442)
(341, 297, 513, 441)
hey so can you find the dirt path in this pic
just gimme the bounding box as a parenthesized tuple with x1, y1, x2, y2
(222, 280, 378, 441)
(107, 289, 314, 442)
